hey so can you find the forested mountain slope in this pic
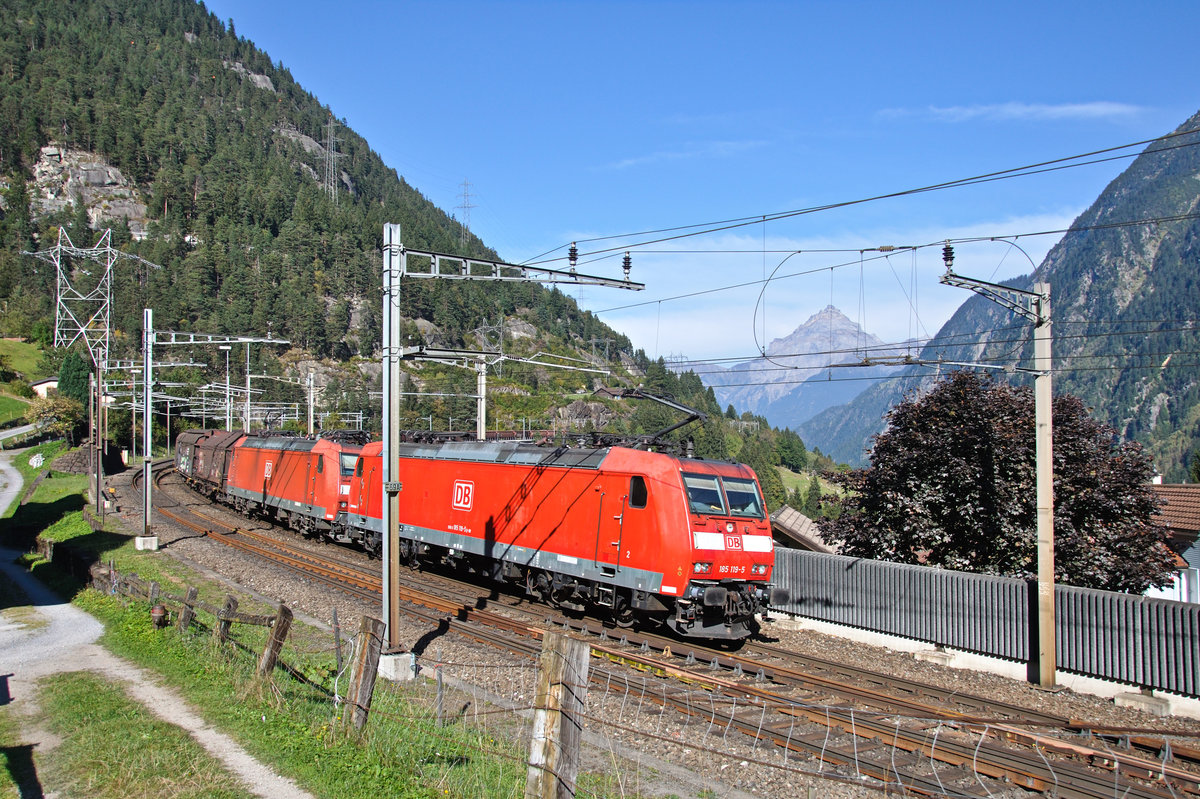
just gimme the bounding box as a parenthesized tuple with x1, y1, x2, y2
(0, 0, 630, 363)
(0, 0, 845, 511)
(800, 110, 1200, 480)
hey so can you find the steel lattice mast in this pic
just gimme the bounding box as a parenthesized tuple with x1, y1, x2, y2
(25, 228, 162, 518)
(25, 228, 161, 370)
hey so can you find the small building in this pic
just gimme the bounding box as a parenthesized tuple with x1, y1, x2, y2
(1148, 483, 1200, 604)
(770, 505, 835, 553)
(29, 378, 58, 398)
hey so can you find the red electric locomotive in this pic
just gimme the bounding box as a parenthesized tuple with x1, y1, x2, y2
(176, 429, 366, 542)
(175, 395, 787, 641)
(345, 438, 787, 640)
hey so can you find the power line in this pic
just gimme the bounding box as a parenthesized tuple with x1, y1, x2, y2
(672, 324, 1200, 377)
(677, 357, 1200, 392)
(520, 126, 1200, 266)
(593, 211, 1200, 316)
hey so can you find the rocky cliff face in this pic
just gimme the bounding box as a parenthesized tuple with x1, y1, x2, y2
(28, 145, 149, 238)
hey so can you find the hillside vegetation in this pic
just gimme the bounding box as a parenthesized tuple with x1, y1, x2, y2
(0, 0, 834, 513)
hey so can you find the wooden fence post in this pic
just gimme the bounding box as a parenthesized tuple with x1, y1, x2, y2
(257, 604, 293, 676)
(436, 666, 445, 727)
(342, 616, 385, 731)
(215, 594, 238, 644)
(332, 606, 344, 674)
(525, 631, 590, 799)
(177, 586, 198, 632)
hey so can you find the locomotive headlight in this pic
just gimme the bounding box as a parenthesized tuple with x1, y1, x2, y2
(725, 522, 734, 533)
(751, 563, 767, 575)
(693, 562, 712, 574)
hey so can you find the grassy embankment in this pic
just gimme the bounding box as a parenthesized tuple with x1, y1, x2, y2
(0, 446, 640, 799)
(0, 338, 41, 430)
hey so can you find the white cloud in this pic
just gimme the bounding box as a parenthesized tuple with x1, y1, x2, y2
(603, 139, 768, 171)
(879, 102, 1144, 123)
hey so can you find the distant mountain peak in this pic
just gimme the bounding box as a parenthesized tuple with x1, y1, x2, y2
(765, 305, 879, 358)
(699, 304, 903, 427)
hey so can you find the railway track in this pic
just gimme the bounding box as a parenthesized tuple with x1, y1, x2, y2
(143, 461, 1200, 798)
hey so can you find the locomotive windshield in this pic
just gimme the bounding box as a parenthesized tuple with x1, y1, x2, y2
(340, 454, 358, 477)
(683, 474, 726, 515)
(683, 472, 765, 519)
(723, 477, 765, 518)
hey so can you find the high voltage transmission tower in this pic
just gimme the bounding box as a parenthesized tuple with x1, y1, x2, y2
(26, 228, 160, 370)
(456, 179, 475, 249)
(323, 114, 342, 205)
(24, 228, 162, 520)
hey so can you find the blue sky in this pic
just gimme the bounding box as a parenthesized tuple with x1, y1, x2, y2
(205, 0, 1198, 363)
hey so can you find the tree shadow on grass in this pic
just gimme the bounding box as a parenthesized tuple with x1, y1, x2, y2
(1, 525, 133, 611)
(2, 495, 86, 550)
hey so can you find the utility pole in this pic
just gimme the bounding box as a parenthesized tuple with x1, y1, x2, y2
(381, 225, 642, 650)
(940, 245, 1056, 689)
(219, 345, 232, 431)
(308, 372, 315, 435)
(141, 309, 154, 545)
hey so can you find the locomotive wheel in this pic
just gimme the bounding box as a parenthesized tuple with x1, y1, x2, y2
(612, 593, 636, 628)
(528, 571, 552, 603)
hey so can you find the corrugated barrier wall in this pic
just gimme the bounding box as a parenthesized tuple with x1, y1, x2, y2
(773, 548, 1200, 697)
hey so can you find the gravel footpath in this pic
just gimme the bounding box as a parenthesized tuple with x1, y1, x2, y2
(0, 450, 316, 799)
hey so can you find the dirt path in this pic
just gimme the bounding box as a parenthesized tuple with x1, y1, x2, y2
(0, 450, 316, 799)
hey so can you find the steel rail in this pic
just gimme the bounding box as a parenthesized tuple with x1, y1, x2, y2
(148, 462, 1200, 798)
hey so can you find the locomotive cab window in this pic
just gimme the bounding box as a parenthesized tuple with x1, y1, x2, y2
(629, 476, 648, 509)
(316, 455, 324, 474)
(683, 473, 726, 515)
(340, 454, 358, 477)
(723, 476, 765, 518)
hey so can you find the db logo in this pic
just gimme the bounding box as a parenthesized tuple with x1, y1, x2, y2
(725, 534, 742, 550)
(452, 480, 474, 511)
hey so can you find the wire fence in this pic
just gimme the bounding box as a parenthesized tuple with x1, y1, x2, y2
(90, 562, 1200, 799)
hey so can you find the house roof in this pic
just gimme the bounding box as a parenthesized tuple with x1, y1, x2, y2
(1151, 484, 1200, 535)
(770, 505, 835, 553)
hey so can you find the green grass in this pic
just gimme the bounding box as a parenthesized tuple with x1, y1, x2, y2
(6, 440, 68, 490)
(1, 445, 88, 541)
(0, 394, 28, 426)
(73, 588, 505, 798)
(776, 465, 843, 499)
(34, 672, 260, 799)
(0, 338, 43, 381)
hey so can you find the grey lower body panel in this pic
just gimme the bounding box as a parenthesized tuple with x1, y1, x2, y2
(348, 515, 666, 594)
(226, 485, 330, 522)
